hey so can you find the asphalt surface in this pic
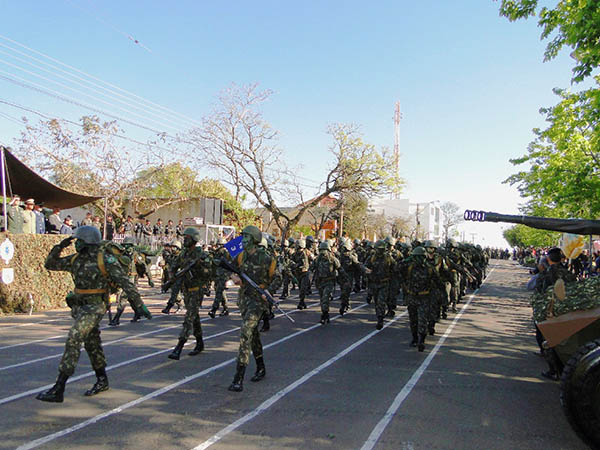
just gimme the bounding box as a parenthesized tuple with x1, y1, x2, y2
(0, 259, 590, 449)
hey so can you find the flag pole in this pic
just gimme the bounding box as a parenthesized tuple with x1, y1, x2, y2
(1, 147, 7, 232)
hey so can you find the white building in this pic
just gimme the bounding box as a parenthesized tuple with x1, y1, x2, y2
(369, 198, 445, 243)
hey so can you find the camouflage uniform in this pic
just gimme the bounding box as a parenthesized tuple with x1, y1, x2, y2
(312, 243, 341, 323)
(401, 247, 441, 351)
(209, 244, 231, 316)
(175, 246, 212, 342)
(37, 227, 150, 403)
(365, 241, 395, 329)
(338, 242, 360, 314)
(229, 225, 277, 392)
(293, 242, 312, 309)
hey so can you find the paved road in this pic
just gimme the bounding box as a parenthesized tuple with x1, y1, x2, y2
(0, 260, 590, 449)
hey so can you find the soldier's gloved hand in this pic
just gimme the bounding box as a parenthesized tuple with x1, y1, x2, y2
(140, 304, 152, 320)
(59, 236, 75, 248)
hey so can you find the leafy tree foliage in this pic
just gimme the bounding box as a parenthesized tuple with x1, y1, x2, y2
(503, 224, 559, 248)
(499, 0, 600, 83)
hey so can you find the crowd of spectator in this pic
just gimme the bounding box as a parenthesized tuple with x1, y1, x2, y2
(522, 246, 600, 279)
(1, 195, 185, 249)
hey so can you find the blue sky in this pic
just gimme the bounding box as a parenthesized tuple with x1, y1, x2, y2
(0, 1, 578, 246)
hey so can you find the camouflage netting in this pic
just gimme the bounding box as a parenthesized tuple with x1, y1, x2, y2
(0, 233, 73, 314)
(531, 276, 600, 322)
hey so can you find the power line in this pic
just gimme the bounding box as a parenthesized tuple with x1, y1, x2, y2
(0, 110, 23, 126)
(0, 46, 194, 130)
(0, 56, 184, 134)
(0, 34, 201, 127)
(0, 98, 175, 152)
(0, 69, 182, 139)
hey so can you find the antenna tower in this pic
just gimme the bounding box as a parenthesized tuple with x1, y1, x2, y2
(393, 101, 402, 198)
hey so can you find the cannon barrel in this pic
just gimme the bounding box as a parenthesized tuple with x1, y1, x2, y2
(463, 210, 600, 235)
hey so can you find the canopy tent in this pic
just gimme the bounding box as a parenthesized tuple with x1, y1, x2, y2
(1, 146, 102, 209)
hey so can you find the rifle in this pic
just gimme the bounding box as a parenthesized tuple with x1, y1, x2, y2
(218, 258, 295, 323)
(161, 258, 198, 293)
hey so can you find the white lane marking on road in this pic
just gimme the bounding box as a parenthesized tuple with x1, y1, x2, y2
(1, 301, 322, 405)
(193, 310, 406, 450)
(0, 318, 66, 331)
(359, 267, 496, 450)
(15, 303, 370, 450)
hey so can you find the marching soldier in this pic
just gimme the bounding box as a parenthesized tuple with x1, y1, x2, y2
(338, 239, 360, 315)
(292, 239, 311, 310)
(167, 228, 213, 360)
(36, 226, 151, 402)
(364, 240, 396, 329)
(228, 226, 276, 392)
(312, 241, 342, 324)
(208, 238, 231, 318)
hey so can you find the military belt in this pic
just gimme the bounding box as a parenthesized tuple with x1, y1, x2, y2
(187, 286, 201, 292)
(74, 288, 108, 295)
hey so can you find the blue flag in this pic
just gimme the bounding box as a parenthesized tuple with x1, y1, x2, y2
(224, 235, 244, 258)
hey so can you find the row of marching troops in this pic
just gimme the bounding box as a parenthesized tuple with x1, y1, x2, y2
(36, 224, 490, 403)
(158, 234, 490, 352)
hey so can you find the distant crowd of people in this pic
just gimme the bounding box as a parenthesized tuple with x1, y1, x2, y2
(521, 246, 599, 279)
(0, 195, 185, 249)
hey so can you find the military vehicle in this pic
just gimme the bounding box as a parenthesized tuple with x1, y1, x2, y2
(465, 210, 600, 449)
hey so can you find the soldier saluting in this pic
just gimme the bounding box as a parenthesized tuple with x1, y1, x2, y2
(37, 226, 151, 403)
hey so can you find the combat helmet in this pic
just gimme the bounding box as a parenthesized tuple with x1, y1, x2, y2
(411, 246, 426, 256)
(259, 237, 268, 248)
(318, 241, 330, 250)
(171, 240, 182, 249)
(297, 239, 306, 249)
(73, 225, 101, 244)
(242, 225, 262, 244)
(375, 239, 387, 249)
(384, 236, 396, 247)
(306, 235, 315, 245)
(123, 236, 136, 246)
(183, 227, 201, 242)
(343, 239, 353, 251)
(423, 240, 437, 249)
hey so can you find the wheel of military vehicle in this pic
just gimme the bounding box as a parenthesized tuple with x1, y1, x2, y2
(560, 339, 600, 449)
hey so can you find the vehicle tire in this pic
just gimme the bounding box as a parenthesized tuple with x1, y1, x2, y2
(560, 339, 600, 449)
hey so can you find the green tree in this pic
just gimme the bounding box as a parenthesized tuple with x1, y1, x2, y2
(504, 86, 600, 218)
(503, 224, 559, 248)
(499, 0, 600, 83)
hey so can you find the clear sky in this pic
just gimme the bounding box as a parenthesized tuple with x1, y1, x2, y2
(0, 1, 577, 247)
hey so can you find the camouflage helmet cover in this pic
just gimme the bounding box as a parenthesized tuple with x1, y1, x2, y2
(258, 237, 268, 248)
(122, 236, 136, 245)
(297, 239, 306, 249)
(318, 241, 330, 250)
(384, 236, 396, 246)
(171, 240, 182, 249)
(423, 240, 437, 248)
(242, 225, 262, 243)
(411, 246, 427, 256)
(183, 227, 201, 242)
(375, 239, 387, 249)
(73, 225, 101, 244)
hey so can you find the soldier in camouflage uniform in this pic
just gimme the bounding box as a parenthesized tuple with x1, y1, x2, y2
(400, 246, 441, 351)
(384, 236, 401, 317)
(423, 240, 449, 335)
(36, 226, 151, 403)
(167, 228, 213, 360)
(292, 239, 312, 309)
(208, 238, 231, 318)
(161, 240, 183, 314)
(278, 239, 295, 299)
(338, 239, 360, 315)
(364, 240, 396, 330)
(312, 241, 342, 324)
(108, 236, 144, 326)
(352, 238, 363, 293)
(228, 226, 277, 392)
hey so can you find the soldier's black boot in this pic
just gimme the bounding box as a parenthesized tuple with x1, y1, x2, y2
(251, 357, 266, 382)
(417, 334, 426, 352)
(36, 372, 69, 403)
(85, 368, 109, 396)
(130, 311, 141, 322)
(428, 321, 436, 336)
(260, 315, 270, 332)
(168, 338, 186, 360)
(376, 316, 384, 330)
(109, 307, 124, 326)
(410, 333, 418, 347)
(161, 303, 173, 314)
(188, 338, 204, 356)
(319, 312, 329, 324)
(297, 300, 306, 310)
(220, 308, 229, 317)
(208, 307, 217, 319)
(228, 363, 246, 392)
